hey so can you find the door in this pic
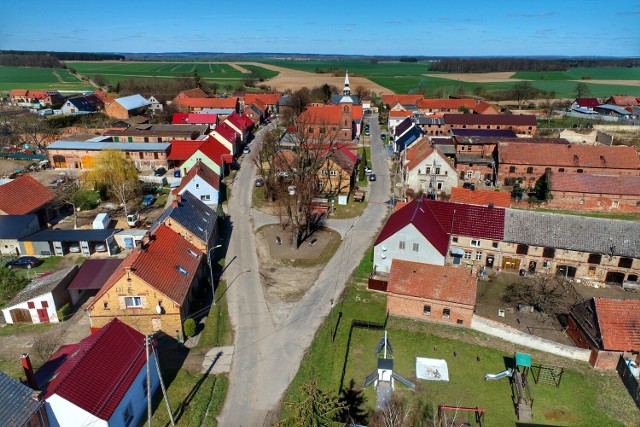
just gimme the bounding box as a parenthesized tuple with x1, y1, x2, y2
(557, 265, 577, 278)
(452, 256, 461, 265)
(10, 308, 31, 323)
(486, 255, 494, 268)
(605, 271, 625, 286)
(502, 256, 520, 271)
(36, 308, 49, 323)
(528, 261, 537, 273)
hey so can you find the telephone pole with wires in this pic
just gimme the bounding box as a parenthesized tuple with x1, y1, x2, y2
(146, 335, 152, 427)
(152, 338, 175, 425)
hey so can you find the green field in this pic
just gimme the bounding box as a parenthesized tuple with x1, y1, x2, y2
(281, 250, 639, 426)
(65, 61, 279, 89)
(0, 66, 93, 92)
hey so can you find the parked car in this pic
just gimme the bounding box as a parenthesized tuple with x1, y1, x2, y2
(5, 256, 42, 269)
(243, 146, 251, 154)
(381, 133, 386, 140)
(94, 242, 107, 252)
(141, 194, 156, 207)
(255, 177, 264, 187)
(369, 173, 377, 182)
(364, 165, 372, 174)
(68, 243, 81, 253)
(463, 182, 475, 190)
(153, 167, 166, 177)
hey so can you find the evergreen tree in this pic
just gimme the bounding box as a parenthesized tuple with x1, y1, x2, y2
(278, 378, 345, 427)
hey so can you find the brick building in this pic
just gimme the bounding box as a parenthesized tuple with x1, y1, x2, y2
(416, 98, 498, 115)
(104, 94, 150, 119)
(444, 113, 537, 136)
(496, 141, 640, 187)
(547, 173, 640, 212)
(103, 124, 209, 142)
(386, 259, 477, 327)
(566, 298, 640, 368)
(86, 225, 205, 340)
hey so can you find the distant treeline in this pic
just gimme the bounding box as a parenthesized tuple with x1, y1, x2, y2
(0, 50, 125, 64)
(0, 53, 63, 68)
(429, 58, 640, 73)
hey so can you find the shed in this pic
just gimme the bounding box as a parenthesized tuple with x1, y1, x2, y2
(0, 214, 42, 256)
(67, 259, 123, 305)
(20, 229, 121, 257)
(1, 266, 78, 324)
(114, 229, 148, 250)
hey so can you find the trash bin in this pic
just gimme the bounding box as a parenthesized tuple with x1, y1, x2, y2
(519, 269, 526, 277)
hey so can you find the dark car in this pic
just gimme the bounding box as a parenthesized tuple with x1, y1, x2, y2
(142, 194, 156, 206)
(5, 256, 42, 269)
(255, 177, 264, 187)
(463, 182, 475, 190)
(381, 133, 386, 140)
(369, 173, 377, 182)
(153, 167, 166, 177)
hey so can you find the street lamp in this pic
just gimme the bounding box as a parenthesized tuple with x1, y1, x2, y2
(209, 244, 222, 305)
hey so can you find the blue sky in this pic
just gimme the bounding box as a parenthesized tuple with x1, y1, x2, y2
(1, 0, 638, 56)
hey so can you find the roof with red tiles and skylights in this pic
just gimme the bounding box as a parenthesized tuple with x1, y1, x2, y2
(35, 318, 150, 421)
(388, 259, 477, 306)
(172, 113, 218, 125)
(449, 187, 511, 208)
(0, 175, 55, 215)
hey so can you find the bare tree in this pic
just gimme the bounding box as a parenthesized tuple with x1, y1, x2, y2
(55, 173, 94, 229)
(371, 395, 413, 427)
(32, 329, 67, 366)
(253, 128, 282, 202)
(12, 114, 57, 151)
(502, 273, 578, 314)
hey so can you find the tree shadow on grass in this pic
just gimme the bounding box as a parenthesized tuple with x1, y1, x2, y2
(339, 379, 370, 425)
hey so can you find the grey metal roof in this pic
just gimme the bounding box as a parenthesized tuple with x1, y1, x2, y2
(455, 154, 494, 165)
(416, 116, 445, 125)
(8, 266, 78, 307)
(504, 209, 640, 259)
(200, 108, 235, 115)
(114, 94, 150, 111)
(47, 141, 170, 151)
(0, 215, 38, 239)
(594, 104, 632, 116)
(0, 370, 43, 426)
(154, 191, 217, 243)
(20, 229, 121, 242)
(331, 94, 361, 105)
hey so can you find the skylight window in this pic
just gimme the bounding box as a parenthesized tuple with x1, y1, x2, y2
(188, 249, 199, 258)
(176, 266, 188, 276)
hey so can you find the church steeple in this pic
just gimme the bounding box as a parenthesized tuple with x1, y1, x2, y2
(343, 70, 351, 96)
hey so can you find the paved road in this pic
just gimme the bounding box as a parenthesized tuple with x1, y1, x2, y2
(218, 115, 390, 426)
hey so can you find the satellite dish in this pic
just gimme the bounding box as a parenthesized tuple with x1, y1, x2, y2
(381, 253, 387, 259)
(381, 244, 387, 251)
(156, 304, 162, 314)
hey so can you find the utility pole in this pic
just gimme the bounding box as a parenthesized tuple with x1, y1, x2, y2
(152, 340, 176, 425)
(146, 336, 152, 427)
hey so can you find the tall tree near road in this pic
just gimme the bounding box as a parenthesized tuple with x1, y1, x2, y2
(278, 378, 345, 427)
(87, 150, 139, 217)
(574, 82, 591, 99)
(253, 128, 282, 202)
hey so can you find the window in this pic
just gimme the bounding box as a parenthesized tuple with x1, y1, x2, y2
(558, 168, 565, 172)
(27, 301, 35, 309)
(577, 169, 584, 173)
(452, 237, 458, 243)
(122, 405, 133, 427)
(124, 296, 142, 308)
(588, 266, 596, 275)
(526, 167, 534, 174)
(154, 153, 159, 160)
(399, 241, 405, 250)
(464, 251, 472, 260)
(457, 319, 464, 325)
(103, 301, 109, 310)
(139, 152, 143, 159)
(492, 242, 499, 249)
(425, 167, 431, 174)
(542, 247, 555, 258)
(437, 182, 443, 190)
(612, 200, 619, 208)
(443, 308, 451, 319)
(475, 252, 482, 261)
(588, 254, 602, 264)
(195, 183, 200, 189)
(329, 170, 338, 176)
(636, 201, 640, 208)
(435, 167, 441, 175)
(628, 274, 638, 282)
(413, 243, 419, 252)
(200, 194, 211, 201)
(423, 305, 431, 316)
(579, 199, 585, 205)
(471, 239, 481, 247)
(466, 171, 473, 179)
(516, 244, 529, 255)
(321, 170, 328, 176)
(509, 166, 516, 173)
(619, 257, 633, 268)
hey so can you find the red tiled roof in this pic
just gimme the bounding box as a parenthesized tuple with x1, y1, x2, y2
(474, 101, 499, 114)
(594, 298, 640, 351)
(417, 98, 477, 110)
(27, 90, 48, 100)
(382, 94, 424, 106)
(175, 160, 220, 193)
(405, 146, 435, 171)
(388, 259, 477, 306)
(211, 122, 237, 144)
(405, 137, 431, 162)
(0, 175, 54, 215)
(498, 141, 640, 169)
(609, 96, 639, 107)
(176, 88, 208, 99)
(352, 105, 363, 120)
(251, 99, 267, 111)
(395, 201, 409, 211)
(68, 259, 123, 290)
(273, 149, 298, 171)
(239, 114, 254, 129)
(296, 105, 341, 125)
(449, 187, 511, 208)
(550, 173, 640, 196)
(389, 110, 413, 118)
(244, 93, 281, 105)
(168, 140, 204, 161)
(172, 113, 218, 125)
(319, 144, 357, 164)
(36, 319, 149, 421)
(225, 112, 250, 132)
(574, 98, 600, 108)
(10, 89, 28, 97)
(444, 113, 537, 126)
(198, 137, 231, 164)
(175, 97, 237, 109)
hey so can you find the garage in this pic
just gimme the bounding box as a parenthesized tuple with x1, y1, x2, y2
(20, 229, 121, 257)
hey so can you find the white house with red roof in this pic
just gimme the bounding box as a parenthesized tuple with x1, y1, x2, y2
(172, 161, 220, 205)
(34, 318, 160, 427)
(403, 141, 458, 196)
(224, 112, 252, 143)
(209, 122, 240, 156)
(181, 137, 231, 178)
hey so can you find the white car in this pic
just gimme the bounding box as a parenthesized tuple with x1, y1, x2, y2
(243, 146, 251, 154)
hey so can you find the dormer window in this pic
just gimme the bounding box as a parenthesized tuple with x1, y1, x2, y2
(176, 266, 188, 276)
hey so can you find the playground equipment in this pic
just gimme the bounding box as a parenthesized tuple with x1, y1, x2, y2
(363, 331, 415, 409)
(531, 363, 565, 387)
(484, 368, 513, 381)
(437, 405, 486, 427)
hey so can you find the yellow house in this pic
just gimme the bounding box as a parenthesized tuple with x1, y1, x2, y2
(86, 225, 205, 340)
(317, 146, 356, 195)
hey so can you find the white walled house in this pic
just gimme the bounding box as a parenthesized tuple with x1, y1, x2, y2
(2, 266, 77, 324)
(173, 161, 220, 206)
(35, 319, 160, 427)
(404, 145, 458, 196)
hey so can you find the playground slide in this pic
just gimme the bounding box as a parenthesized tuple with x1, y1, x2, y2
(485, 368, 513, 380)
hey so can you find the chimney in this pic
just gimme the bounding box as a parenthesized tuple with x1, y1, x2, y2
(488, 202, 494, 209)
(176, 194, 182, 203)
(21, 354, 37, 390)
(171, 199, 179, 208)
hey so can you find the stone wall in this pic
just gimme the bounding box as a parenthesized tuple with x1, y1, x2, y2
(470, 315, 591, 361)
(388, 293, 474, 327)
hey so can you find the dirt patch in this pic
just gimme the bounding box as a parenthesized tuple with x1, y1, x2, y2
(227, 63, 251, 74)
(423, 72, 528, 83)
(236, 62, 394, 94)
(571, 79, 640, 87)
(255, 225, 340, 305)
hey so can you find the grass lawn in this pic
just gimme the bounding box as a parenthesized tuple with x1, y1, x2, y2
(327, 196, 368, 219)
(281, 250, 639, 426)
(0, 356, 25, 378)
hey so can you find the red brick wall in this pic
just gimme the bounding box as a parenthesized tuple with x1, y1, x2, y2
(590, 349, 622, 369)
(499, 164, 639, 186)
(565, 316, 594, 350)
(387, 293, 474, 326)
(105, 102, 129, 119)
(547, 191, 640, 212)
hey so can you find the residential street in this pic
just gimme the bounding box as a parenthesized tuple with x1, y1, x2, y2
(218, 115, 391, 426)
